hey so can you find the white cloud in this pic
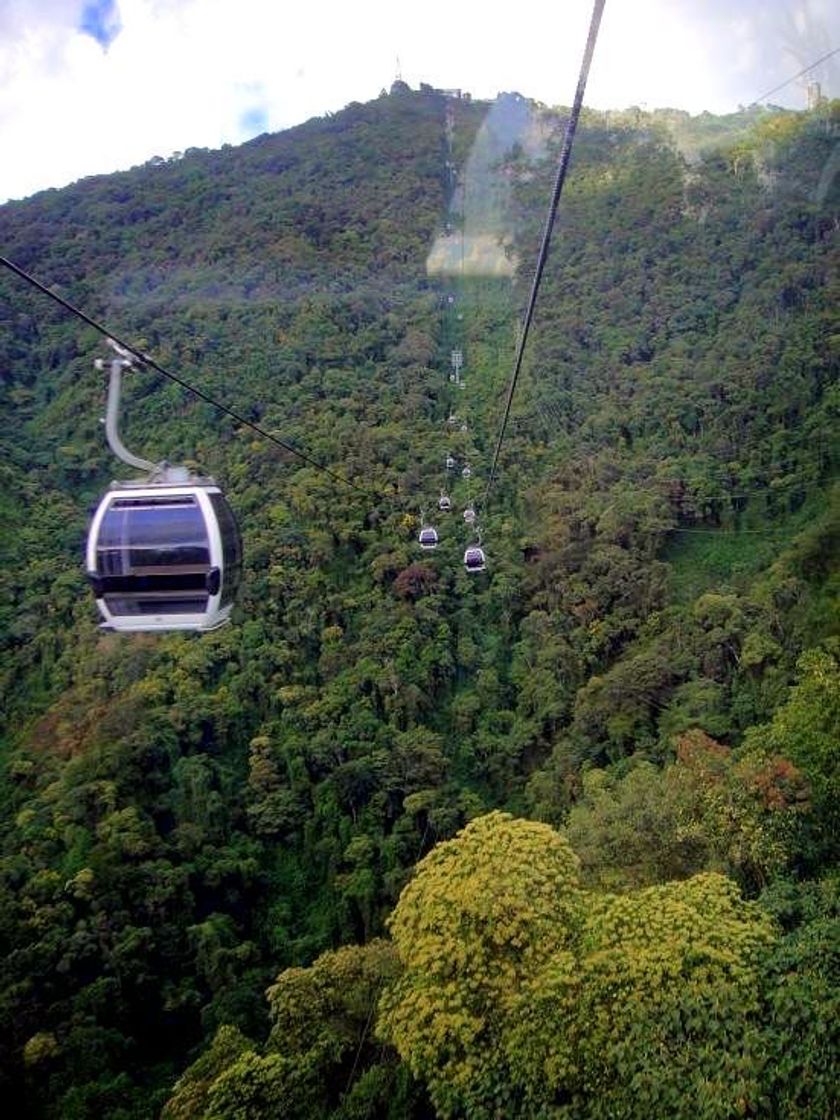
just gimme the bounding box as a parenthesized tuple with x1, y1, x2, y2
(1, 0, 837, 203)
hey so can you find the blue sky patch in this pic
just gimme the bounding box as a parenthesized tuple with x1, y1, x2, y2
(239, 106, 269, 136)
(80, 0, 122, 49)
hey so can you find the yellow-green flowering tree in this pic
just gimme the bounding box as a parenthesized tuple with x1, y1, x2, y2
(378, 811, 582, 1116)
(379, 811, 777, 1119)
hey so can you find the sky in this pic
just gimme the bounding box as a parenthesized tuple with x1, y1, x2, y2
(1, 0, 838, 204)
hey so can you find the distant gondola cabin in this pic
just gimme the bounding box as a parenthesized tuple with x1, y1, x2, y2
(463, 545, 486, 573)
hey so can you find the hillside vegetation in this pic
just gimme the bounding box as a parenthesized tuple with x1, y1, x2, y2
(0, 85, 837, 1118)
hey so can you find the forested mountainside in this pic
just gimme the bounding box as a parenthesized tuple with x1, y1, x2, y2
(0, 83, 837, 1119)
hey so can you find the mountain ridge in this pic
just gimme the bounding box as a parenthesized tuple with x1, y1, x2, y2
(0, 85, 837, 1119)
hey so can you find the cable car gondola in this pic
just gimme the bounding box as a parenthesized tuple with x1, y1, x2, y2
(418, 525, 439, 550)
(446, 455, 456, 471)
(463, 506, 476, 524)
(463, 544, 486, 573)
(87, 474, 242, 632)
(86, 343, 242, 633)
(438, 494, 452, 512)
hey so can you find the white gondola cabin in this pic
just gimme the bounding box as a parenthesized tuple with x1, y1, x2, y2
(86, 475, 242, 633)
(463, 545, 486, 573)
(438, 495, 452, 512)
(418, 526, 439, 550)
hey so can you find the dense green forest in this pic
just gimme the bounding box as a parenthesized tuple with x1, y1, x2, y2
(0, 83, 838, 1118)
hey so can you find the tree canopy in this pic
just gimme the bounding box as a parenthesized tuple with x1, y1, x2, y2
(379, 811, 777, 1119)
(0, 87, 836, 1117)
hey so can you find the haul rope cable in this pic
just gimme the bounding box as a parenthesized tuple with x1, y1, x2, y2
(481, 15, 839, 512)
(483, 0, 606, 510)
(0, 254, 371, 496)
(751, 45, 840, 106)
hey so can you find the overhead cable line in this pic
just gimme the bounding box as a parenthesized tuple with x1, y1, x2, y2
(668, 525, 800, 536)
(751, 45, 839, 106)
(483, 0, 606, 510)
(0, 254, 371, 496)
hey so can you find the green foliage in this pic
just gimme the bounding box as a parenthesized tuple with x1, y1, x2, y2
(565, 729, 810, 892)
(162, 1026, 253, 1120)
(380, 811, 777, 1119)
(757, 876, 840, 1118)
(162, 941, 423, 1120)
(0, 91, 836, 1117)
(535, 875, 774, 1120)
(379, 812, 582, 1117)
(742, 640, 840, 870)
